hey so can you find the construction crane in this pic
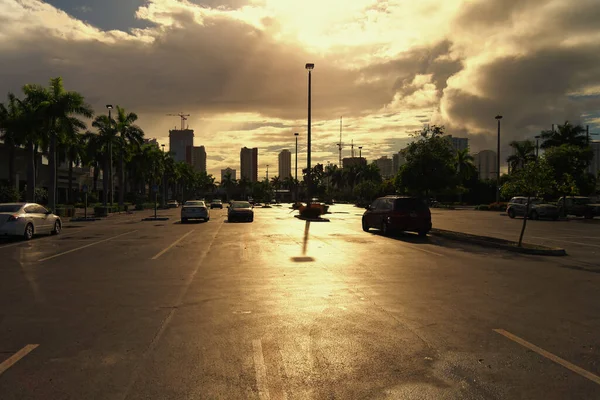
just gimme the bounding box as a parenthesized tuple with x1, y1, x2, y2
(166, 112, 191, 130)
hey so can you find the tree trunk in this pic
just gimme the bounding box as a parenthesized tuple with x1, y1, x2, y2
(118, 150, 125, 207)
(93, 165, 99, 192)
(8, 145, 16, 188)
(26, 141, 36, 202)
(518, 196, 531, 247)
(102, 157, 109, 206)
(48, 133, 57, 211)
(67, 160, 74, 204)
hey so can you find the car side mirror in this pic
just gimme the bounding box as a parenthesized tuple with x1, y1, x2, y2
(365, 205, 371, 210)
(46, 210, 53, 215)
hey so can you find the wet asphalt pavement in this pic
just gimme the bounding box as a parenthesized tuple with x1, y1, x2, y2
(0, 204, 599, 399)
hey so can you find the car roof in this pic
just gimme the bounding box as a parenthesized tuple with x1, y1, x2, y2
(382, 196, 419, 199)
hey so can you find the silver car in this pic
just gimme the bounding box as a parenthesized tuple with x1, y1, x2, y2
(0, 203, 62, 240)
(507, 197, 559, 220)
(181, 200, 209, 223)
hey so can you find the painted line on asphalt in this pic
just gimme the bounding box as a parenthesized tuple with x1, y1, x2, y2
(0, 241, 28, 250)
(151, 230, 195, 260)
(0, 344, 39, 376)
(252, 339, 271, 400)
(529, 237, 600, 248)
(38, 230, 138, 262)
(494, 329, 600, 385)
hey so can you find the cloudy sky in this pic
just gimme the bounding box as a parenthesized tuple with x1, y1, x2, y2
(2, 0, 600, 179)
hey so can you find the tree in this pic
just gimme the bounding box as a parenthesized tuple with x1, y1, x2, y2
(220, 171, 237, 201)
(395, 126, 456, 197)
(540, 121, 587, 149)
(455, 148, 476, 202)
(507, 140, 536, 172)
(92, 115, 116, 206)
(544, 144, 594, 198)
(64, 132, 86, 204)
(0, 93, 24, 188)
(115, 106, 144, 207)
(23, 77, 93, 211)
(501, 159, 555, 246)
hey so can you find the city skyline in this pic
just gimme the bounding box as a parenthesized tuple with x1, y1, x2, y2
(2, 1, 600, 179)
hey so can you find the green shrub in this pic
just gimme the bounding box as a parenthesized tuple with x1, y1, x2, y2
(476, 205, 490, 211)
(0, 186, 20, 202)
(488, 202, 508, 211)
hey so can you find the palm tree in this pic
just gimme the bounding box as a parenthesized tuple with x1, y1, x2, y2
(0, 93, 24, 188)
(220, 171, 236, 201)
(455, 148, 476, 182)
(64, 132, 86, 204)
(115, 106, 144, 207)
(540, 121, 587, 149)
(24, 78, 93, 211)
(507, 140, 536, 173)
(238, 176, 251, 199)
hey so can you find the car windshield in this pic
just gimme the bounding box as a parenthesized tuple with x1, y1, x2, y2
(185, 201, 204, 206)
(0, 205, 22, 213)
(231, 202, 251, 209)
(394, 198, 427, 211)
(212, 200, 222, 203)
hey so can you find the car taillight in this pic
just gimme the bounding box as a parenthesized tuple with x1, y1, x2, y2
(7, 214, 19, 222)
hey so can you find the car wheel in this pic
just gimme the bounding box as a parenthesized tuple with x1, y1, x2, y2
(24, 223, 34, 240)
(585, 212, 594, 219)
(205, 217, 210, 222)
(362, 219, 369, 232)
(508, 208, 516, 218)
(249, 217, 254, 222)
(381, 221, 389, 236)
(51, 220, 61, 235)
(530, 210, 539, 220)
(181, 218, 188, 223)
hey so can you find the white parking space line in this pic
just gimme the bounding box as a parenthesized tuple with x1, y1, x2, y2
(151, 230, 195, 260)
(0, 241, 28, 250)
(252, 339, 271, 400)
(0, 344, 39, 376)
(528, 237, 600, 248)
(38, 230, 138, 262)
(494, 329, 600, 385)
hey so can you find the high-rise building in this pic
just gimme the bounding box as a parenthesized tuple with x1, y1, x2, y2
(191, 146, 207, 173)
(392, 152, 406, 174)
(374, 156, 393, 178)
(474, 150, 497, 181)
(169, 129, 194, 163)
(143, 138, 160, 148)
(221, 168, 237, 182)
(589, 141, 600, 176)
(446, 135, 469, 152)
(240, 147, 258, 182)
(278, 149, 292, 178)
(342, 157, 367, 168)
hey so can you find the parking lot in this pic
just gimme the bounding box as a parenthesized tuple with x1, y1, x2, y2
(0, 204, 599, 399)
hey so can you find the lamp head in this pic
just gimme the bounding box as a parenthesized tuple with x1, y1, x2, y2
(495, 115, 503, 120)
(106, 104, 113, 110)
(305, 63, 315, 70)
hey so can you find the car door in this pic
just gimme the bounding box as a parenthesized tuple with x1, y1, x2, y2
(24, 205, 46, 234)
(36, 205, 53, 233)
(514, 198, 525, 216)
(366, 199, 379, 227)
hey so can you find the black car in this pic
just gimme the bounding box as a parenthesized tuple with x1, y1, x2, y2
(228, 201, 254, 222)
(210, 200, 223, 209)
(362, 196, 431, 236)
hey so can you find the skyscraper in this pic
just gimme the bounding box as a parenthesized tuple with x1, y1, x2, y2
(221, 168, 237, 182)
(374, 156, 393, 178)
(392, 152, 405, 174)
(240, 147, 258, 182)
(278, 149, 292, 178)
(445, 135, 469, 152)
(191, 146, 207, 173)
(474, 150, 497, 181)
(169, 129, 194, 163)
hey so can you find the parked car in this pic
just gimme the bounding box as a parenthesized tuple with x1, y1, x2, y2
(0, 203, 62, 240)
(228, 201, 254, 222)
(557, 196, 600, 219)
(506, 197, 559, 220)
(181, 200, 209, 223)
(210, 199, 223, 209)
(362, 196, 431, 236)
(167, 200, 179, 208)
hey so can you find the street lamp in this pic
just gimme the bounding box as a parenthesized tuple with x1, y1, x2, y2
(294, 132, 299, 201)
(534, 135, 540, 158)
(495, 115, 502, 203)
(106, 104, 113, 207)
(358, 146, 363, 159)
(305, 63, 314, 201)
(266, 164, 269, 181)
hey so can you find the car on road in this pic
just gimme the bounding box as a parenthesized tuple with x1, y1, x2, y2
(181, 200, 209, 223)
(0, 203, 62, 240)
(228, 201, 254, 222)
(362, 196, 431, 236)
(507, 197, 559, 220)
(210, 199, 223, 209)
(557, 196, 600, 219)
(167, 200, 179, 208)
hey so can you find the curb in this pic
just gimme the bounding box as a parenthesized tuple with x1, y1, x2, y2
(430, 228, 566, 256)
(69, 217, 99, 222)
(142, 217, 170, 221)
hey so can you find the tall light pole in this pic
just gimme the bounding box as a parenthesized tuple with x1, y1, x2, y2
(495, 115, 503, 203)
(294, 132, 299, 201)
(266, 164, 269, 182)
(305, 63, 314, 201)
(161, 144, 166, 206)
(358, 146, 363, 159)
(106, 105, 113, 207)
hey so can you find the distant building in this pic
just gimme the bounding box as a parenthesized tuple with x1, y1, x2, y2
(278, 149, 292, 178)
(169, 129, 194, 163)
(191, 146, 207, 173)
(589, 141, 600, 176)
(374, 156, 393, 178)
(143, 138, 160, 148)
(221, 168, 237, 182)
(240, 147, 258, 182)
(474, 150, 497, 181)
(446, 135, 469, 153)
(392, 152, 406, 174)
(343, 157, 367, 168)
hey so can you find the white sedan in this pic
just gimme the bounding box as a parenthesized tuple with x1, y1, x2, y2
(0, 203, 62, 240)
(181, 200, 210, 223)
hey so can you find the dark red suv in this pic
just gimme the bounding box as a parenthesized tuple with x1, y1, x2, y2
(362, 196, 432, 236)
